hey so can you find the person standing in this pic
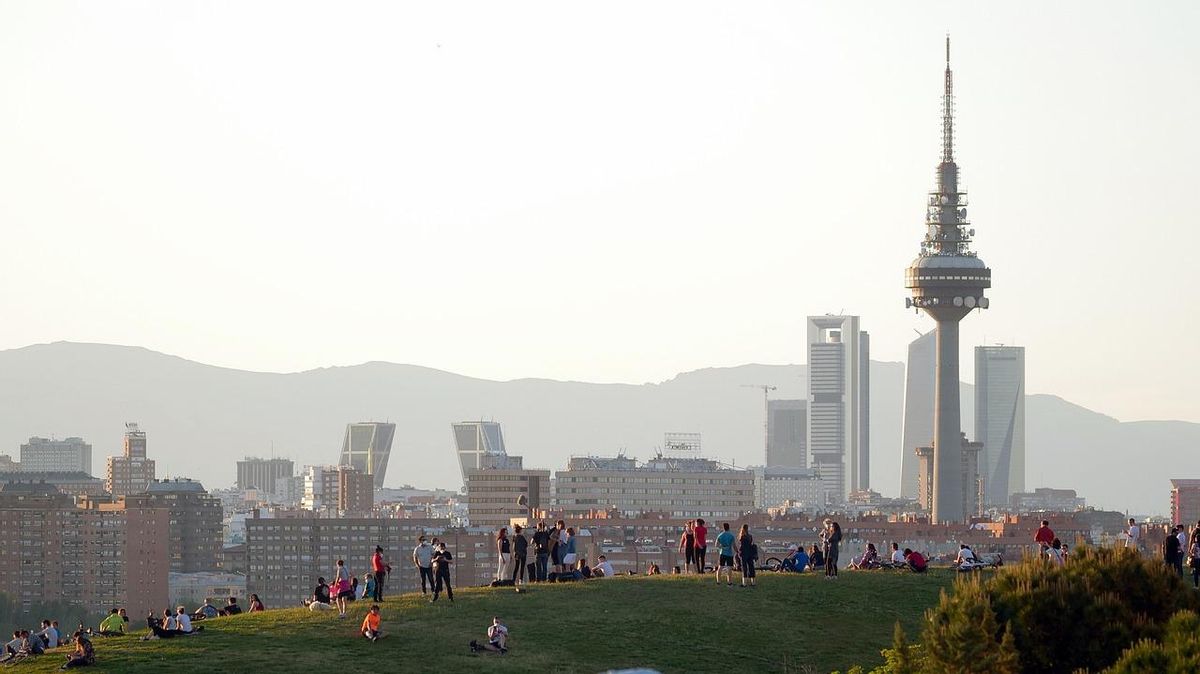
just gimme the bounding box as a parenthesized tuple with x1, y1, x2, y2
(413, 536, 435, 596)
(562, 527, 578, 570)
(432, 541, 454, 603)
(333, 559, 353, 618)
(1163, 527, 1181, 575)
(693, 519, 708, 574)
(549, 521, 565, 574)
(824, 520, 842, 580)
(716, 523, 736, 586)
(737, 524, 756, 587)
(496, 527, 511, 581)
(532, 521, 550, 582)
(371, 546, 389, 602)
(1126, 518, 1141, 551)
(678, 521, 696, 574)
(1034, 520, 1055, 553)
(1189, 523, 1200, 589)
(1176, 525, 1189, 577)
(511, 524, 528, 586)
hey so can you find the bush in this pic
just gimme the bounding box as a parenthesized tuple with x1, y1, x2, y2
(921, 579, 1019, 673)
(1103, 610, 1200, 673)
(922, 546, 1199, 673)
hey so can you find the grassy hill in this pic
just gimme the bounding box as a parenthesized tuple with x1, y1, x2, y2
(14, 571, 955, 674)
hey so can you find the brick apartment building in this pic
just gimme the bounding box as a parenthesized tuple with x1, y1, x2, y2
(144, 478, 224, 573)
(0, 483, 169, 618)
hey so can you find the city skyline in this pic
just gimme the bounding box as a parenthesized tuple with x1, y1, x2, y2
(1, 3, 1197, 425)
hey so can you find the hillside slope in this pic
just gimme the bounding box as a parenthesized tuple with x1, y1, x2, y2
(0, 342, 1196, 513)
(16, 572, 956, 674)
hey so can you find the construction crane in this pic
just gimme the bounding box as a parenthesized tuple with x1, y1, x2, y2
(740, 384, 776, 464)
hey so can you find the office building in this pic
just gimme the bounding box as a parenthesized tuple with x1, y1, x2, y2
(454, 420, 529, 485)
(145, 478, 224, 573)
(464, 457, 550, 528)
(975, 345, 1026, 505)
(899, 331, 935, 499)
(766, 400, 807, 469)
(236, 457, 295, 493)
(806, 315, 870, 503)
(915, 434, 983, 518)
(106, 423, 156, 497)
(752, 465, 825, 509)
(0, 471, 106, 498)
(19, 437, 92, 475)
(337, 422, 396, 489)
(903, 38, 992, 523)
(1171, 480, 1200, 526)
(245, 513, 494, 607)
(337, 466, 375, 515)
(1009, 488, 1085, 513)
(554, 454, 754, 519)
(0, 483, 169, 619)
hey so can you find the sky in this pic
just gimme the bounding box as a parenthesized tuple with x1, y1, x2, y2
(1, 1, 1197, 423)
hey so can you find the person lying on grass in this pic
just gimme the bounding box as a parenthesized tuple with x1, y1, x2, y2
(470, 617, 508, 655)
(361, 605, 382, 642)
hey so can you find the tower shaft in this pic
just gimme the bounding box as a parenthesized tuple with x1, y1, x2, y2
(932, 318, 963, 524)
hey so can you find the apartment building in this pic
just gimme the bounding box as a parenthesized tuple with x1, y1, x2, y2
(554, 455, 754, 520)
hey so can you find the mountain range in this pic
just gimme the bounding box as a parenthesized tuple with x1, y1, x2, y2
(0, 342, 1195, 516)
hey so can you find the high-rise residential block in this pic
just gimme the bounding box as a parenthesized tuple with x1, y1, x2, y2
(554, 455, 754, 519)
(19, 437, 92, 475)
(106, 423, 156, 496)
(245, 513, 493, 607)
(464, 459, 550, 529)
(144, 478, 224, 573)
(899, 331, 935, 499)
(915, 434, 982, 519)
(0, 483, 169, 619)
(236, 457, 295, 493)
(1171, 480, 1200, 527)
(806, 315, 870, 503)
(975, 345, 1026, 505)
(338, 422, 395, 490)
(336, 466, 375, 515)
(766, 400, 807, 469)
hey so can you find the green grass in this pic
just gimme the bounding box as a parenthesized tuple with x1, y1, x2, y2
(16, 571, 956, 674)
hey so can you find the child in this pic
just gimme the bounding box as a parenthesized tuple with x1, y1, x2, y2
(361, 605, 382, 642)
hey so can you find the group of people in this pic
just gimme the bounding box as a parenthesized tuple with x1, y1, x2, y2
(492, 520, 607, 584)
(1, 622, 95, 670)
(1157, 519, 1200, 588)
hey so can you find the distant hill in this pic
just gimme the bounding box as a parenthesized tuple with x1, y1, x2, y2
(0, 342, 1195, 515)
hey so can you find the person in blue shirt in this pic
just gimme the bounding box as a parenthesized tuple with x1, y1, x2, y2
(782, 545, 810, 572)
(715, 523, 737, 586)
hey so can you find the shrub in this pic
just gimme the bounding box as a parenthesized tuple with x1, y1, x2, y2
(1103, 610, 1200, 673)
(921, 578, 1019, 673)
(923, 546, 1199, 673)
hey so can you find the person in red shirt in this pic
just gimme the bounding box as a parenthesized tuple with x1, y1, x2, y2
(1034, 520, 1055, 551)
(693, 519, 708, 574)
(371, 546, 389, 602)
(903, 548, 927, 573)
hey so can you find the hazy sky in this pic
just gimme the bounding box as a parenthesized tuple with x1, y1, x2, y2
(1, 2, 1197, 423)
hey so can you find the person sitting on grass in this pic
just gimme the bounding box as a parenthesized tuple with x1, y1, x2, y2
(143, 609, 178, 640)
(222, 597, 242, 616)
(60, 631, 94, 669)
(889, 542, 906, 567)
(593, 555, 615, 578)
(646, 563, 661, 576)
(470, 617, 508, 655)
(781, 544, 810, 572)
(193, 599, 220, 621)
(361, 605, 382, 642)
(807, 544, 824, 571)
(248, 594, 265, 613)
(37, 619, 60, 649)
(954, 544, 977, 570)
(97, 609, 124, 636)
(175, 607, 197, 635)
(849, 542, 879, 570)
(904, 548, 928, 573)
(577, 558, 592, 579)
(307, 578, 332, 611)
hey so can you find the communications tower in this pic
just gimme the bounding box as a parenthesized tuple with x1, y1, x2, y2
(904, 37, 991, 524)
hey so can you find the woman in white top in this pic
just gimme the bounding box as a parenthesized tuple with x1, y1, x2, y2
(1046, 538, 1065, 566)
(333, 559, 352, 618)
(496, 527, 511, 581)
(954, 544, 976, 568)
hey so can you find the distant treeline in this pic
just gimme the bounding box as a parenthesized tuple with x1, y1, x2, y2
(0, 593, 107, 638)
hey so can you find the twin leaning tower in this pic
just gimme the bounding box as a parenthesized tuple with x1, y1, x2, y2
(904, 37, 992, 524)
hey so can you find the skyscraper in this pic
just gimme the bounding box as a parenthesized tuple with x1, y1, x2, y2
(975, 345, 1025, 505)
(19, 437, 92, 475)
(766, 400, 807, 469)
(899, 331, 935, 499)
(903, 38, 992, 524)
(107, 423, 156, 497)
(806, 315, 870, 503)
(237, 457, 295, 493)
(337, 422, 395, 489)
(452, 420, 515, 484)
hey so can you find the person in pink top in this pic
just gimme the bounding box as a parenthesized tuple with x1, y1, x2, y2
(693, 519, 708, 574)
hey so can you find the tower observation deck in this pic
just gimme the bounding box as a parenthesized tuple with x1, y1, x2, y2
(903, 37, 991, 524)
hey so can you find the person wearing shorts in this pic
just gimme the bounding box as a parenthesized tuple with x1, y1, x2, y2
(678, 521, 696, 573)
(715, 522, 736, 586)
